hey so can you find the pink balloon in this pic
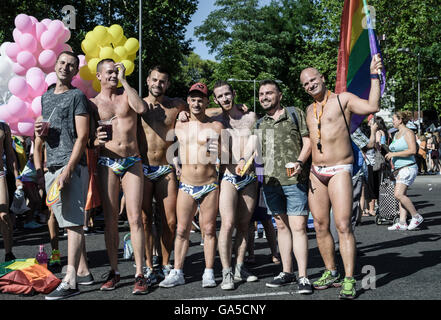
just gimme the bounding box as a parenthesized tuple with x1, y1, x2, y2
(14, 14, 32, 33)
(26, 67, 44, 80)
(61, 28, 71, 43)
(48, 20, 65, 39)
(45, 72, 57, 87)
(78, 55, 86, 68)
(53, 43, 65, 56)
(27, 77, 47, 98)
(38, 49, 57, 68)
(17, 118, 35, 136)
(62, 44, 73, 52)
(41, 19, 52, 27)
(18, 33, 38, 53)
(16, 51, 37, 69)
(35, 22, 48, 42)
(8, 76, 29, 99)
(40, 30, 58, 50)
(29, 16, 38, 25)
(25, 103, 35, 118)
(9, 122, 19, 135)
(12, 62, 27, 76)
(31, 96, 42, 117)
(13, 28, 23, 43)
(5, 43, 21, 62)
(7, 95, 27, 119)
(0, 104, 14, 122)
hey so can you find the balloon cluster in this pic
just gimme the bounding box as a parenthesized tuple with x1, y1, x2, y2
(0, 14, 73, 136)
(79, 24, 139, 92)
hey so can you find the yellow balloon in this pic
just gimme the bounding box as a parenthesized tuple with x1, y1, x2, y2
(115, 35, 127, 47)
(79, 65, 96, 81)
(99, 46, 115, 60)
(114, 46, 127, 61)
(121, 59, 135, 75)
(117, 81, 123, 88)
(88, 58, 101, 74)
(81, 39, 98, 56)
(124, 38, 139, 55)
(108, 24, 124, 44)
(92, 78, 101, 92)
(127, 53, 136, 61)
(93, 25, 109, 45)
(85, 31, 95, 42)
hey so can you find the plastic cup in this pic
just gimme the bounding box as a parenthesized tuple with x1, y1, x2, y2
(285, 162, 295, 177)
(98, 119, 113, 141)
(39, 120, 50, 136)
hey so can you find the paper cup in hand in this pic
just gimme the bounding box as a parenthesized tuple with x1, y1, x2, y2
(285, 162, 296, 177)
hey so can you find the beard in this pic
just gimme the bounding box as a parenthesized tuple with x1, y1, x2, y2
(149, 86, 164, 98)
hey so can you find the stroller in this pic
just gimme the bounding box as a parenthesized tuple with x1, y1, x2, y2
(375, 161, 400, 225)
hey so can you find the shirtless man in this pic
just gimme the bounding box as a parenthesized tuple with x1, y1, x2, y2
(300, 54, 382, 299)
(210, 81, 259, 290)
(159, 82, 224, 288)
(91, 59, 148, 295)
(0, 121, 22, 262)
(139, 65, 187, 283)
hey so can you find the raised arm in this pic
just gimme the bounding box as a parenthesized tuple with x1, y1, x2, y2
(116, 62, 147, 114)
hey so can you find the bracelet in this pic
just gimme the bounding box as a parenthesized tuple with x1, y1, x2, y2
(296, 160, 304, 168)
(239, 157, 246, 162)
(370, 73, 380, 79)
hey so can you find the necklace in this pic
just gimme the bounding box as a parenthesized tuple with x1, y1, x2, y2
(313, 90, 331, 153)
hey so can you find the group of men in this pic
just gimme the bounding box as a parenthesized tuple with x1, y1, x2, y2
(24, 49, 382, 300)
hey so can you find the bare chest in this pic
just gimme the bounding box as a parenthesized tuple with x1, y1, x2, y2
(96, 97, 130, 121)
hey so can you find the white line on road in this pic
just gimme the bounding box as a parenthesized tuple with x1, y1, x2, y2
(185, 291, 293, 300)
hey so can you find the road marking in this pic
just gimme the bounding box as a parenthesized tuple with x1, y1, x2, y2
(185, 291, 293, 300)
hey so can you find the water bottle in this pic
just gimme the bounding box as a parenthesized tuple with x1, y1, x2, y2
(36, 245, 48, 268)
(380, 135, 386, 145)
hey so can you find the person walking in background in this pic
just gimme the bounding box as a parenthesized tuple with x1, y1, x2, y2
(386, 111, 424, 231)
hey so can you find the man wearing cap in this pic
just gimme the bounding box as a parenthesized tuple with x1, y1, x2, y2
(159, 82, 224, 288)
(139, 65, 187, 283)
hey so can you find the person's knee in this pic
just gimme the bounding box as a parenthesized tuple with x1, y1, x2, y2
(313, 218, 330, 234)
(202, 223, 217, 238)
(335, 220, 352, 235)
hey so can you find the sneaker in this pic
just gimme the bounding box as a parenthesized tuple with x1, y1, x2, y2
(221, 268, 235, 290)
(143, 267, 159, 285)
(234, 264, 258, 282)
(388, 222, 408, 231)
(77, 273, 94, 285)
(45, 281, 80, 300)
(313, 270, 341, 290)
(100, 270, 121, 291)
(159, 269, 185, 288)
(4, 252, 16, 262)
(49, 249, 61, 267)
(266, 272, 296, 288)
(297, 277, 313, 294)
(408, 214, 424, 230)
(23, 220, 43, 229)
(162, 264, 173, 278)
(133, 275, 149, 295)
(202, 271, 216, 288)
(152, 255, 160, 268)
(339, 277, 356, 299)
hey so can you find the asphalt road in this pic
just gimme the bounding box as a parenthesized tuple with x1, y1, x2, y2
(1, 174, 441, 309)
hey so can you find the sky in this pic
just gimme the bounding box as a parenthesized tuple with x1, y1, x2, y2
(185, 0, 272, 61)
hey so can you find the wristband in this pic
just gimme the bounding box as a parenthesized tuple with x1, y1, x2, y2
(296, 160, 304, 168)
(370, 73, 380, 79)
(239, 157, 246, 162)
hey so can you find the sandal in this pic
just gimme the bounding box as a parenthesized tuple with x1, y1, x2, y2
(362, 209, 370, 217)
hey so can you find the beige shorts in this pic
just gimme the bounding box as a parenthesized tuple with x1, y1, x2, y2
(45, 165, 88, 228)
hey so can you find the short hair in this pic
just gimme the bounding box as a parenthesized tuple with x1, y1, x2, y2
(56, 51, 80, 69)
(97, 58, 115, 72)
(394, 110, 413, 125)
(213, 80, 234, 97)
(148, 65, 170, 79)
(259, 79, 281, 93)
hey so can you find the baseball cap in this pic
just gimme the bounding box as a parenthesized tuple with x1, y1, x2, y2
(188, 82, 208, 97)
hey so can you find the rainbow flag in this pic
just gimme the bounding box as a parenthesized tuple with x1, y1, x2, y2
(335, 0, 386, 132)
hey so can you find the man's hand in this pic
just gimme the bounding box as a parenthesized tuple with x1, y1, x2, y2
(34, 118, 45, 138)
(57, 169, 71, 190)
(370, 53, 383, 75)
(96, 126, 108, 145)
(178, 110, 190, 122)
(385, 152, 394, 161)
(239, 104, 249, 113)
(291, 162, 302, 176)
(370, 122, 378, 133)
(115, 62, 126, 83)
(15, 178, 23, 189)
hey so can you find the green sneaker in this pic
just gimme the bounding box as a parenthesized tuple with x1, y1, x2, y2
(313, 270, 341, 290)
(339, 277, 356, 299)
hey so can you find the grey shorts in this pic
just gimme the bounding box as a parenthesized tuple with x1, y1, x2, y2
(45, 165, 88, 228)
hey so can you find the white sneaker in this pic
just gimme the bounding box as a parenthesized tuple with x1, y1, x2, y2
(221, 268, 235, 290)
(234, 264, 258, 282)
(407, 215, 424, 230)
(202, 271, 216, 288)
(388, 222, 408, 231)
(159, 269, 185, 288)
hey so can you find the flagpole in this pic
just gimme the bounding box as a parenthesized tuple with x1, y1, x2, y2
(139, 0, 142, 97)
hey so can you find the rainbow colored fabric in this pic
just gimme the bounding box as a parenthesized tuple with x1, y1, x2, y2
(335, 0, 386, 132)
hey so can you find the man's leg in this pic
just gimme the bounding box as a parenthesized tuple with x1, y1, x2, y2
(154, 172, 178, 267)
(121, 162, 145, 277)
(287, 215, 308, 278)
(199, 188, 220, 270)
(218, 180, 238, 270)
(0, 177, 13, 256)
(141, 178, 155, 269)
(328, 172, 355, 278)
(64, 226, 85, 287)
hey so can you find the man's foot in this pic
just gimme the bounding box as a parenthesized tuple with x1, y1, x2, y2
(4, 252, 16, 262)
(265, 272, 296, 288)
(162, 264, 173, 278)
(408, 214, 424, 230)
(45, 281, 80, 300)
(234, 264, 258, 282)
(49, 249, 61, 267)
(77, 273, 94, 285)
(133, 275, 149, 295)
(143, 267, 159, 285)
(221, 268, 235, 290)
(339, 277, 356, 299)
(313, 270, 341, 290)
(271, 254, 281, 265)
(159, 269, 185, 288)
(388, 222, 408, 231)
(202, 270, 216, 288)
(100, 270, 121, 291)
(297, 277, 313, 294)
(23, 220, 44, 229)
